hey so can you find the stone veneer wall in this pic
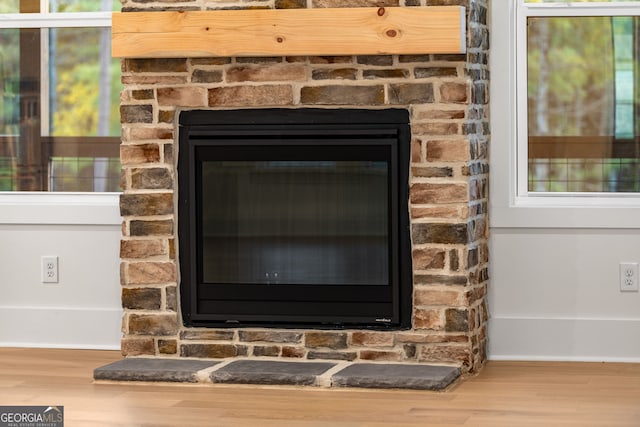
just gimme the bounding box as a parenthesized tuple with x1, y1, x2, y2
(118, 0, 489, 373)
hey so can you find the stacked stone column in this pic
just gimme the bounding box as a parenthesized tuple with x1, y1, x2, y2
(118, 0, 489, 373)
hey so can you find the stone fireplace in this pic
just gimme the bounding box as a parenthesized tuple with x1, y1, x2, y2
(117, 0, 489, 374)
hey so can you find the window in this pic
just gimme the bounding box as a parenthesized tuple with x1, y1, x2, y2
(0, 0, 121, 192)
(526, 7, 640, 193)
(520, 1, 640, 195)
(491, 1, 640, 228)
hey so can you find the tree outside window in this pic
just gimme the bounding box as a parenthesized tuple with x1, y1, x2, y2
(0, 0, 122, 192)
(525, 3, 640, 193)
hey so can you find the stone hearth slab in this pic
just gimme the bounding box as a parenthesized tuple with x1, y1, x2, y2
(94, 359, 461, 390)
(331, 363, 460, 390)
(94, 358, 220, 383)
(211, 360, 336, 386)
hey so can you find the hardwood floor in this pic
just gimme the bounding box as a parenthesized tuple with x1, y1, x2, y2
(0, 348, 639, 426)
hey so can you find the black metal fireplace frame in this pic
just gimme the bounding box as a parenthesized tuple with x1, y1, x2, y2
(178, 108, 412, 329)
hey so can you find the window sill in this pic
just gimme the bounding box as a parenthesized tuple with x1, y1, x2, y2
(0, 192, 121, 225)
(491, 195, 640, 229)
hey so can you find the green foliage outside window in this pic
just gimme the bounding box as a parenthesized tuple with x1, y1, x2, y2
(50, 27, 121, 137)
(0, 0, 120, 13)
(0, 2, 123, 191)
(527, 16, 640, 192)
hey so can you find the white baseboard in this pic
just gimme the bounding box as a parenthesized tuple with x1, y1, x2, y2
(488, 316, 640, 363)
(0, 306, 122, 350)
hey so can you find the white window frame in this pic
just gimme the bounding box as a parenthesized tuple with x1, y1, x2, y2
(0, 9, 120, 225)
(491, 0, 640, 229)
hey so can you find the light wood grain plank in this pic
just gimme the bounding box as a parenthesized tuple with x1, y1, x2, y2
(112, 7, 466, 58)
(1, 349, 640, 426)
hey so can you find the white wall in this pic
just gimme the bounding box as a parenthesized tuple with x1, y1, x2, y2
(489, 228, 640, 362)
(0, 195, 122, 349)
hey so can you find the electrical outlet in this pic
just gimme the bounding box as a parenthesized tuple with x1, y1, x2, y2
(42, 256, 59, 284)
(619, 262, 638, 292)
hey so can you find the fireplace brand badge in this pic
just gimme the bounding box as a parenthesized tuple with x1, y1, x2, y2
(0, 406, 63, 427)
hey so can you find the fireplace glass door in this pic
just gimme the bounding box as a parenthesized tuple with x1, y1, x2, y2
(201, 159, 389, 286)
(178, 109, 412, 328)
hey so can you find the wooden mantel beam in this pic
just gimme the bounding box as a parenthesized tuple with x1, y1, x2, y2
(112, 6, 466, 58)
